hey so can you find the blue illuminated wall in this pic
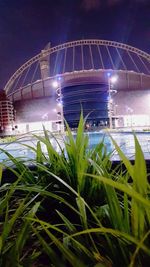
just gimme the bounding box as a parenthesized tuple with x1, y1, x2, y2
(62, 83, 109, 127)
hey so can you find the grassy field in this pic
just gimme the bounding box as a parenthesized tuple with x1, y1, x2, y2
(0, 114, 150, 267)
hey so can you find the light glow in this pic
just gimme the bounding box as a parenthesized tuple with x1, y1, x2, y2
(52, 80, 59, 88)
(110, 75, 118, 83)
(57, 102, 62, 106)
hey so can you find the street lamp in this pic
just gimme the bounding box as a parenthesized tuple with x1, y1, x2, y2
(52, 80, 59, 88)
(107, 73, 118, 129)
(127, 106, 133, 128)
(52, 78, 64, 133)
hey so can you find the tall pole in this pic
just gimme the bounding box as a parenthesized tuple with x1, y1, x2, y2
(59, 86, 64, 133)
(107, 74, 118, 129)
(108, 77, 113, 129)
(53, 79, 64, 133)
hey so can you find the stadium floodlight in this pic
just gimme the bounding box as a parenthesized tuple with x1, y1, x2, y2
(107, 74, 118, 129)
(110, 75, 118, 84)
(57, 101, 63, 106)
(52, 80, 59, 88)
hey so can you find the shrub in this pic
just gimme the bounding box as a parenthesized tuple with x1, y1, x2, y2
(0, 114, 150, 266)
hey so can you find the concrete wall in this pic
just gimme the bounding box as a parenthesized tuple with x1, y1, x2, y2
(11, 72, 150, 129)
(114, 90, 150, 115)
(14, 97, 58, 123)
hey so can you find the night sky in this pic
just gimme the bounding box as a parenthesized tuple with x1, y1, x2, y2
(0, 0, 150, 88)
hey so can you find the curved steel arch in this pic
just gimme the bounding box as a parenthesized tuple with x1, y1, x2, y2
(4, 39, 150, 94)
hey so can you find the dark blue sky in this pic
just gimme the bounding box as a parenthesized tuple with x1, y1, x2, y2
(0, 0, 150, 87)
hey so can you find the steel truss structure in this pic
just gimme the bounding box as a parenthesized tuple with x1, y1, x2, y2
(4, 39, 150, 95)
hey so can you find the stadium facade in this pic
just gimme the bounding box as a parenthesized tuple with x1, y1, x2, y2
(1, 39, 150, 135)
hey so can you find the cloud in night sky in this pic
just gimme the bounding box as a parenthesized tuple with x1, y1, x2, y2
(81, 0, 101, 11)
(81, 0, 124, 12)
(81, 0, 149, 11)
(135, 0, 149, 2)
(107, 0, 122, 6)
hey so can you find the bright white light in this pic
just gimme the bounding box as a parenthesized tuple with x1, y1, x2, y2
(53, 108, 57, 112)
(110, 89, 117, 95)
(57, 102, 62, 106)
(42, 113, 48, 119)
(110, 75, 118, 84)
(127, 107, 133, 113)
(52, 80, 59, 88)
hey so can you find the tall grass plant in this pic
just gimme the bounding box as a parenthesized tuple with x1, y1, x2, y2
(0, 114, 150, 266)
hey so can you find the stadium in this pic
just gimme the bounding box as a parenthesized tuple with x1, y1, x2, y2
(1, 39, 150, 135)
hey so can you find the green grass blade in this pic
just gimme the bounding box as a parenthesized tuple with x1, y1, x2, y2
(129, 230, 150, 267)
(76, 196, 88, 229)
(109, 135, 134, 179)
(122, 193, 130, 234)
(87, 173, 150, 209)
(131, 134, 148, 239)
(56, 210, 76, 233)
(36, 141, 43, 164)
(2, 197, 26, 243)
(0, 164, 3, 185)
(32, 224, 64, 267)
(36, 221, 85, 267)
(70, 227, 150, 256)
(16, 202, 40, 255)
